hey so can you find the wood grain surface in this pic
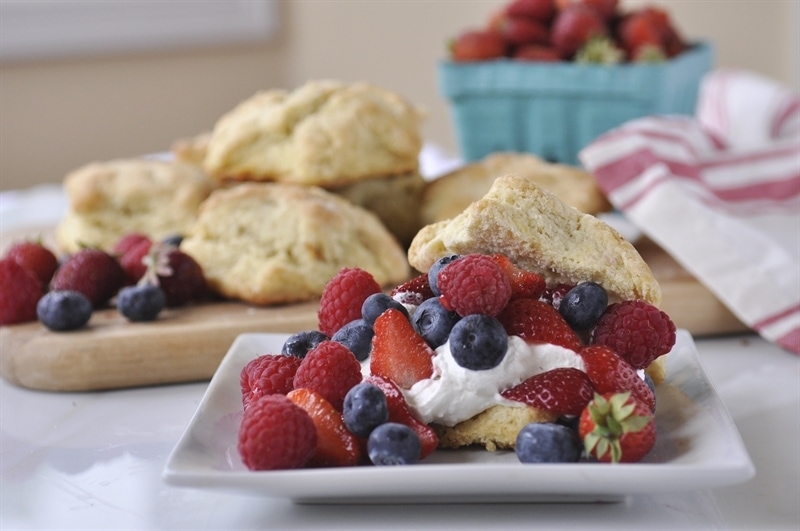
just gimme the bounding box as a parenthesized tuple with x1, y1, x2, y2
(0, 231, 748, 392)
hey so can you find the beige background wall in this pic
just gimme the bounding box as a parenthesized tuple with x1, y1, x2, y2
(1, 0, 798, 191)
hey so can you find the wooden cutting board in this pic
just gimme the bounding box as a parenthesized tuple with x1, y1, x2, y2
(0, 230, 747, 392)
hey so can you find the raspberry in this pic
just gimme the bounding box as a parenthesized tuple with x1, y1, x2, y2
(237, 394, 317, 470)
(240, 354, 302, 408)
(318, 268, 381, 337)
(50, 248, 125, 308)
(0, 258, 43, 325)
(437, 254, 512, 317)
(5, 240, 59, 285)
(591, 300, 676, 369)
(293, 341, 363, 411)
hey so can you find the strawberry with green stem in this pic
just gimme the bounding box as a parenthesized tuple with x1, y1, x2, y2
(579, 391, 656, 463)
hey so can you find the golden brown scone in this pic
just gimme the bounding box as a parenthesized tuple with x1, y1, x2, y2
(408, 174, 661, 306)
(55, 159, 214, 254)
(434, 404, 558, 451)
(421, 152, 611, 225)
(203, 80, 424, 187)
(331, 171, 425, 247)
(171, 132, 210, 167)
(179, 182, 409, 305)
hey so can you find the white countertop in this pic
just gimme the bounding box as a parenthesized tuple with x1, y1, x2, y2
(2, 185, 799, 530)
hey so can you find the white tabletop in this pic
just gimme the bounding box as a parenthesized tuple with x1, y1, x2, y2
(2, 185, 799, 530)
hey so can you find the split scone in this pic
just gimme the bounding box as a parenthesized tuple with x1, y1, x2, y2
(55, 159, 214, 254)
(179, 182, 410, 305)
(203, 80, 424, 188)
(406, 175, 667, 450)
(420, 152, 611, 225)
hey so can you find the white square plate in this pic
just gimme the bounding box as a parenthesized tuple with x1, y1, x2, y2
(162, 330, 755, 504)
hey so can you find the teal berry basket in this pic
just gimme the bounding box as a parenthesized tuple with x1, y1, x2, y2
(438, 42, 713, 166)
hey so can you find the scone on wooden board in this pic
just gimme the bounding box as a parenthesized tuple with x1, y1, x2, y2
(420, 152, 611, 225)
(203, 80, 424, 187)
(55, 159, 214, 254)
(409, 173, 661, 307)
(179, 182, 410, 305)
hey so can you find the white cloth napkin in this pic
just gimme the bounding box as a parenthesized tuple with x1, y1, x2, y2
(580, 69, 800, 354)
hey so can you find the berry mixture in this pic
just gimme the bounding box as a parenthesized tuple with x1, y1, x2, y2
(0, 233, 208, 331)
(235, 253, 676, 470)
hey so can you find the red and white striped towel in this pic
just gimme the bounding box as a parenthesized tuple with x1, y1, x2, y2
(580, 69, 800, 354)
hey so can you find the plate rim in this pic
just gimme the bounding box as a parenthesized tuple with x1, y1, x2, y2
(162, 329, 755, 503)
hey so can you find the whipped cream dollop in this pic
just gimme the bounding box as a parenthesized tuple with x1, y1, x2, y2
(403, 336, 585, 427)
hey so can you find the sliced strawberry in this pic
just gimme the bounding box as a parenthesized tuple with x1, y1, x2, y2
(501, 367, 594, 416)
(497, 298, 583, 351)
(489, 254, 546, 300)
(370, 308, 434, 389)
(366, 375, 439, 459)
(389, 273, 435, 306)
(579, 391, 656, 463)
(287, 388, 362, 467)
(579, 345, 656, 411)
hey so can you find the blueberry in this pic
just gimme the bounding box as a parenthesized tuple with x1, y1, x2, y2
(343, 383, 389, 437)
(117, 284, 166, 322)
(161, 234, 184, 247)
(427, 254, 462, 296)
(558, 281, 608, 331)
(332, 319, 374, 361)
(361, 293, 408, 325)
(281, 330, 329, 358)
(448, 314, 508, 370)
(412, 297, 461, 348)
(515, 422, 583, 463)
(37, 290, 92, 331)
(367, 422, 421, 466)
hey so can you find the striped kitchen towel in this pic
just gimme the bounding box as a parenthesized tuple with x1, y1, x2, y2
(580, 69, 800, 354)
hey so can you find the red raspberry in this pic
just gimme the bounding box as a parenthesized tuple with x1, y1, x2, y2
(502, 367, 595, 417)
(497, 298, 583, 351)
(389, 273, 435, 306)
(5, 240, 59, 285)
(591, 300, 676, 369)
(293, 341, 363, 411)
(317, 268, 382, 337)
(50, 248, 125, 308)
(437, 254, 512, 317)
(240, 354, 303, 409)
(237, 394, 317, 470)
(0, 258, 43, 325)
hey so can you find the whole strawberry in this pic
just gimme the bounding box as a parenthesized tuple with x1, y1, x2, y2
(237, 394, 317, 471)
(158, 248, 206, 307)
(579, 391, 656, 463)
(0, 258, 43, 325)
(5, 240, 59, 286)
(591, 300, 676, 370)
(118, 237, 152, 285)
(551, 4, 607, 58)
(579, 344, 655, 411)
(317, 267, 382, 337)
(50, 248, 125, 308)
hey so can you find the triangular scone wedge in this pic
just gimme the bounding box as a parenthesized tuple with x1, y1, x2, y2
(408, 174, 661, 306)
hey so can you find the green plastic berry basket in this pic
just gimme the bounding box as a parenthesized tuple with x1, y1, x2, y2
(438, 42, 713, 166)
